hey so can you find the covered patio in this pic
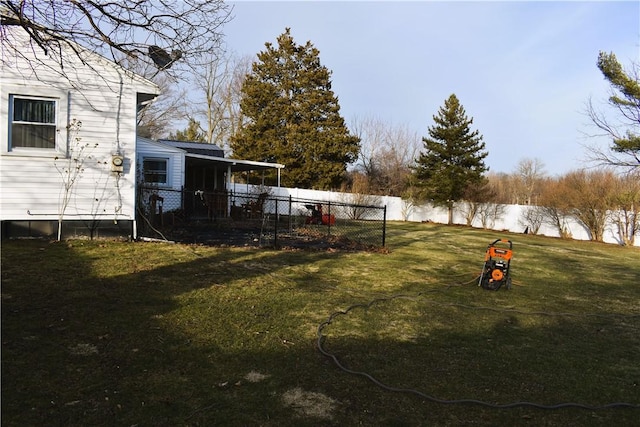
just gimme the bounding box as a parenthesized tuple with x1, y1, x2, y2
(139, 139, 284, 221)
(184, 152, 285, 219)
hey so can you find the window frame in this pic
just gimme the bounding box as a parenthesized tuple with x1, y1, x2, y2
(142, 157, 171, 187)
(9, 95, 58, 151)
(1, 85, 68, 157)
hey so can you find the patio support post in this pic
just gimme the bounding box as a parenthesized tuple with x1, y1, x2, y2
(226, 165, 232, 216)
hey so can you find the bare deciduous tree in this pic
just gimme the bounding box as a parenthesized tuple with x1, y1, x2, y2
(486, 172, 518, 204)
(608, 171, 640, 246)
(337, 173, 382, 219)
(188, 52, 252, 151)
(537, 178, 573, 238)
(519, 205, 545, 235)
(1, 0, 232, 80)
(351, 115, 387, 179)
(486, 158, 546, 205)
(116, 57, 187, 139)
(561, 170, 617, 242)
(350, 115, 419, 196)
(477, 202, 506, 230)
(459, 179, 495, 226)
(137, 73, 186, 139)
(515, 157, 546, 205)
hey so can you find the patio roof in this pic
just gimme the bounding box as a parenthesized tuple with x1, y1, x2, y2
(153, 139, 285, 185)
(156, 139, 284, 173)
(158, 139, 225, 157)
(184, 152, 285, 173)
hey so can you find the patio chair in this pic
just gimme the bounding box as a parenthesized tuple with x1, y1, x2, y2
(243, 192, 268, 218)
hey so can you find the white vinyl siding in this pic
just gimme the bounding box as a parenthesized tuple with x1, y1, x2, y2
(0, 26, 159, 222)
(137, 137, 185, 192)
(136, 138, 185, 213)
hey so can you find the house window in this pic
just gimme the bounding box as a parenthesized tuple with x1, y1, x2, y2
(143, 158, 168, 184)
(10, 96, 57, 149)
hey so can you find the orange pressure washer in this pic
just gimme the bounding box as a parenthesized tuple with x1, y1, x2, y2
(478, 239, 513, 291)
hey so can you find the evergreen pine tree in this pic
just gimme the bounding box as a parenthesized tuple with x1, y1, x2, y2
(230, 28, 360, 189)
(170, 118, 206, 142)
(595, 51, 640, 165)
(413, 94, 488, 224)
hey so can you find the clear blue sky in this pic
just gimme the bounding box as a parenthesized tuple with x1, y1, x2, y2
(221, 1, 640, 176)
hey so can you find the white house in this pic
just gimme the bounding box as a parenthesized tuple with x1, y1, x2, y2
(1, 25, 160, 239)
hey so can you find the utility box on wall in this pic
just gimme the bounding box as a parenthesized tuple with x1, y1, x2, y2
(111, 154, 124, 173)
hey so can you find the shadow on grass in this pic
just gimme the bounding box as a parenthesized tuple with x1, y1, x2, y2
(318, 294, 640, 425)
(1, 237, 639, 426)
(1, 240, 347, 425)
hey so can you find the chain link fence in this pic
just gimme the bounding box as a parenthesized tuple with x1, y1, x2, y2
(137, 186, 387, 250)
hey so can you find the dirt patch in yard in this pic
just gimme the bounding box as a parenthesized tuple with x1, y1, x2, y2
(282, 387, 337, 420)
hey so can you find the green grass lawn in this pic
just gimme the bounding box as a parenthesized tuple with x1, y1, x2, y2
(2, 222, 639, 426)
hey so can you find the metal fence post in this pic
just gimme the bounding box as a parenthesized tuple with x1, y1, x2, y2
(288, 195, 292, 233)
(327, 200, 331, 237)
(382, 205, 387, 247)
(274, 197, 279, 249)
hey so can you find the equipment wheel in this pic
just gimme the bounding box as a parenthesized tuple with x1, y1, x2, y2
(488, 280, 502, 291)
(481, 275, 501, 291)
